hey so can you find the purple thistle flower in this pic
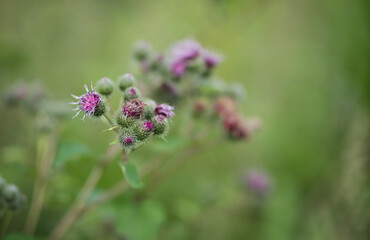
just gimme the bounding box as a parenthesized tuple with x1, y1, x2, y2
(245, 170, 271, 196)
(123, 99, 146, 118)
(123, 136, 134, 145)
(201, 49, 223, 69)
(170, 61, 186, 77)
(70, 84, 104, 120)
(155, 103, 175, 119)
(171, 38, 201, 62)
(143, 120, 154, 131)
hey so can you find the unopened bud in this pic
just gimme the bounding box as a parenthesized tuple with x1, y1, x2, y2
(153, 115, 169, 137)
(96, 77, 114, 96)
(118, 128, 138, 151)
(133, 40, 152, 61)
(124, 87, 141, 101)
(142, 99, 156, 119)
(2, 184, 19, 203)
(118, 74, 136, 91)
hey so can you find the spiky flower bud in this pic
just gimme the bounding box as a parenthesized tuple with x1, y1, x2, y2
(133, 40, 152, 61)
(96, 77, 114, 96)
(118, 128, 138, 151)
(115, 111, 135, 128)
(134, 120, 154, 141)
(118, 73, 136, 91)
(124, 87, 141, 101)
(153, 115, 169, 137)
(123, 99, 146, 118)
(70, 84, 106, 120)
(142, 99, 156, 119)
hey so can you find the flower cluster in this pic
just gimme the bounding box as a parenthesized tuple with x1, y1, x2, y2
(131, 38, 260, 142)
(0, 175, 27, 211)
(132, 39, 223, 103)
(71, 74, 174, 151)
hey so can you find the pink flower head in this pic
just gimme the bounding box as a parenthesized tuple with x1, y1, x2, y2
(201, 49, 223, 69)
(245, 170, 271, 196)
(170, 61, 186, 77)
(70, 84, 104, 120)
(123, 136, 134, 145)
(143, 120, 154, 131)
(155, 103, 175, 119)
(171, 38, 201, 63)
(123, 99, 146, 118)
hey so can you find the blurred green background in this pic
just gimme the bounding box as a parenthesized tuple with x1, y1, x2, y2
(0, 0, 369, 239)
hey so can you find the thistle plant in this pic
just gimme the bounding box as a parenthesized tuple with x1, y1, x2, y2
(1, 39, 260, 240)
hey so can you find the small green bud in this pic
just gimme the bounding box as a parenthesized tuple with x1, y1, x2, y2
(115, 112, 135, 128)
(118, 74, 136, 91)
(2, 184, 19, 203)
(124, 87, 141, 101)
(133, 41, 152, 61)
(142, 99, 156, 119)
(96, 77, 114, 96)
(93, 102, 106, 117)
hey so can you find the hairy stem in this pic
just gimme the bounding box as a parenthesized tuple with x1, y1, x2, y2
(106, 97, 114, 115)
(48, 144, 120, 240)
(24, 131, 58, 235)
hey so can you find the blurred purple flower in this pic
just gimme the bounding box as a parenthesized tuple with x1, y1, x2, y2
(201, 49, 223, 69)
(170, 61, 186, 77)
(171, 38, 201, 63)
(155, 103, 175, 119)
(70, 84, 104, 120)
(245, 170, 271, 196)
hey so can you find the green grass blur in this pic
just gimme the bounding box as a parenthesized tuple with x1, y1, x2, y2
(0, 0, 369, 239)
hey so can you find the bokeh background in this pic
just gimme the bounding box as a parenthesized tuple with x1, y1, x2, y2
(0, 0, 369, 239)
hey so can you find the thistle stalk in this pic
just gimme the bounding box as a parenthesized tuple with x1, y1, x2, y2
(25, 130, 58, 235)
(48, 144, 120, 240)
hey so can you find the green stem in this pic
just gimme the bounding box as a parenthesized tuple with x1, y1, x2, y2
(103, 114, 118, 133)
(0, 211, 13, 239)
(25, 131, 58, 235)
(106, 97, 114, 115)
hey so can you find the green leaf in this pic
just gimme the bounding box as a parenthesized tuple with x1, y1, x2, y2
(119, 162, 143, 188)
(109, 139, 118, 145)
(54, 141, 92, 168)
(103, 126, 118, 132)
